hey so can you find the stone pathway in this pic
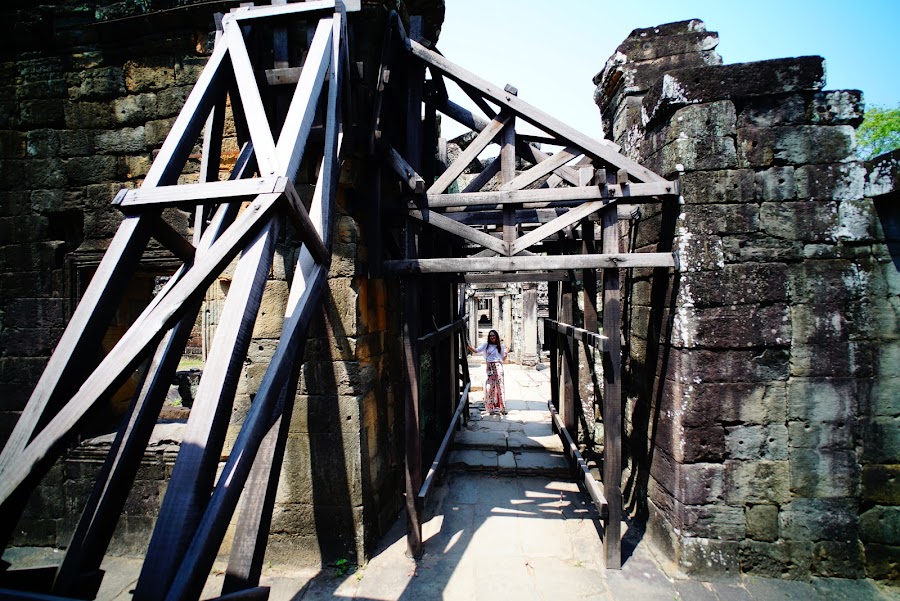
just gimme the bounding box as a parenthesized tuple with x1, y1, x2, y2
(3, 363, 898, 600)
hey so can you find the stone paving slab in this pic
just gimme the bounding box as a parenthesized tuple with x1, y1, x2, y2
(456, 429, 507, 449)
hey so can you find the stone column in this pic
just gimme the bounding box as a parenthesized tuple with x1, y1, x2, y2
(521, 284, 538, 366)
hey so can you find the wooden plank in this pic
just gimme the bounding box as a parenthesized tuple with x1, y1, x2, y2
(460, 156, 499, 194)
(119, 177, 285, 208)
(164, 263, 329, 601)
(231, 0, 338, 20)
(510, 200, 606, 255)
(150, 217, 196, 263)
(275, 17, 333, 180)
(426, 181, 678, 208)
(545, 319, 608, 352)
(500, 146, 579, 191)
(0, 192, 284, 507)
(427, 111, 511, 194)
(417, 383, 470, 506)
(368, 8, 394, 154)
(144, 41, 230, 187)
(548, 284, 559, 414)
(224, 18, 283, 176)
(168, 133, 344, 601)
(409, 41, 667, 184)
(283, 181, 329, 265)
(500, 102, 517, 248)
(548, 402, 608, 518)
(384, 252, 675, 274)
(416, 316, 466, 351)
(601, 205, 623, 570)
(462, 271, 570, 284)
(265, 66, 303, 85)
(560, 281, 575, 432)
(387, 145, 425, 194)
(408, 209, 507, 256)
(136, 218, 280, 600)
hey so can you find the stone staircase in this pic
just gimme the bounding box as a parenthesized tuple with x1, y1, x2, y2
(448, 361, 569, 477)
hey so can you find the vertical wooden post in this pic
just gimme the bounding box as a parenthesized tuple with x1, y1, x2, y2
(501, 85, 517, 251)
(601, 205, 623, 569)
(548, 282, 559, 415)
(560, 280, 575, 433)
(403, 15, 425, 559)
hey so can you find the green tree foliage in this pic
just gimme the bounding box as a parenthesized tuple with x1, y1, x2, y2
(857, 104, 900, 160)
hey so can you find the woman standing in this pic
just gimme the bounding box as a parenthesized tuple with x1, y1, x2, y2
(468, 329, 508, 415)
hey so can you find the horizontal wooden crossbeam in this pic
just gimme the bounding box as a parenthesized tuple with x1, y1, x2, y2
(545, 318, 607, 351)
(426, 182, 679, 209)
(385, 252, 677, 274)
(116, 177, 288, 208)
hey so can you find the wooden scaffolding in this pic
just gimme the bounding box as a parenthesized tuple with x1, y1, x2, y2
(0, 4, 678, 599)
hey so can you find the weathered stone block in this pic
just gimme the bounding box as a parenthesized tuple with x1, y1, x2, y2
(19, 99, 65, 127)
(95, 126, 146, 154)
(745, 504, 779, 542)
(64, 101, 115, 129)
(681, 263, 788, 308)
(112, 93, 158, 125)
(289, 394, 363, 435)
(70, 66, 125, 100)
(788, 420, 854, 450)
(677, 537, 741, 579)
(156, 86, 191, 117)
(790, 448, 860, 498)
(25, 158, 67, 189)
(24, 129, 59, 158)
(795, 163, 865, 201)
(673, 304, 790, 349)
(787, 377, 858, 423)
(145, 117, 176, 146)
(780, 498, 857, 542)
(860, 506, 900, 545)
(861, 417, 900, 464)
(790, 303, 851, 345)
(788, 260, 866, 303)
(66, 155, 119, 184)
(725, 424, 788, 461)
(739, 540, 814, 578)
(654, 135, 738, 175)
(681, 381, 787, 427)
(754, 166, 796, 201)
(868, 378, 900, 419)
(861, 465, 900, 505)
(681, 203, 759, 236)
(809, 90, 864, 126)
(668, 348, 790, 384)
(738, 125, 855, 168)
(122, 154, 151, 179)
(722, 234, 803, 263)
(761, 201, 839, 241)
(677, 462, 724, 505)
(864, 543, 900, 580)
(59, 129, 94, 156)
(679, 169, 755, 204)
(124, 60, 175, 93)
(250, 280, 289, 339)
(737, 93, 808, 127)
(643, 56, 826, 126)
(277, 433, 362, 506)
(812, 540, 865, 578)
(724, 460, 790, 504)
(674, 234, 725, 272)
(675, 501, 745, 540)
(297, 360, 377, 397)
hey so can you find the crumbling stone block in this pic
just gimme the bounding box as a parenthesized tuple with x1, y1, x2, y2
(789, 448, 859, 498)
(779, 498, 857, 541)
(724, 460, 790, 505)
(745, 504, 779, 542)
(725, 424, 788, 461)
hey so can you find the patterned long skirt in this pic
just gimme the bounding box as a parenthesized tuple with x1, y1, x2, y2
(484, 362, 506, 414)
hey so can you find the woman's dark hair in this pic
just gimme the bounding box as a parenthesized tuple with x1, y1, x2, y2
(487, 329, 500, 351)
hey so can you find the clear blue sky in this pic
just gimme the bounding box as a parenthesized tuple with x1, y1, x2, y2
(436, 0, 900, 139)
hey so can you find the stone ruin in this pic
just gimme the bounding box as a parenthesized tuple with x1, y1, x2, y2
(0, 1, 897, 584)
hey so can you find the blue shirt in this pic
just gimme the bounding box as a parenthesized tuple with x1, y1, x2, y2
(475, 341, 506, 362)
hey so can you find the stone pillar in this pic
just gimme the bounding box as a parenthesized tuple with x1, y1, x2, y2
(468, 293, 477, 346)
(521, 284, 539, 366)
(596, 19, 892, 580)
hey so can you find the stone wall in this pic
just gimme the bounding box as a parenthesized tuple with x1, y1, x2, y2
(597, 20, 898, 580)
(0, 0, 441, 567)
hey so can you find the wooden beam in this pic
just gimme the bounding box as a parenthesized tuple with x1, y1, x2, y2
(501, 146, 579, 192)
(408, 209, 508, 256)
(461, 271, 571, 283)
(510, 200, 606, 255)
(387, 145, 425, 194)
(283, 180, 329, 266)
(410, 40, 667, 184)
(224, 16, 282, 176)
(545, 319, 607, 352)
(417, 316, 466, 351)
(548, 401, 608, 519)
(601, 205, 623, 570)
(385, 252, 675, 274)
(460, 156, 500, 194)
(428, 111, 511, 194)
(118, 177, 287, 209)
(417, 383, 469, 507)
(275, 17, 333, 179)
(426, 181, 678, 209)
